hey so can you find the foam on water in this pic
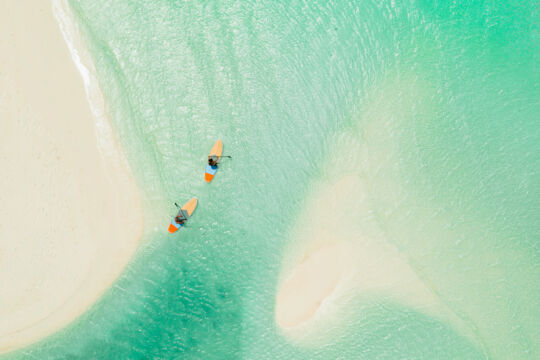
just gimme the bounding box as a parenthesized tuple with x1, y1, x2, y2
(4, 0, 538, 359)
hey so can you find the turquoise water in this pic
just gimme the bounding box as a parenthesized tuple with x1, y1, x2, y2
(7, 0, 539, 358)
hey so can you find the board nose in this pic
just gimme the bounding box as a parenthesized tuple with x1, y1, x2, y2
(205, 173, 214, 182)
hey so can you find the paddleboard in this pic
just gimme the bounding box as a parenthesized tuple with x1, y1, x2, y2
(205, 140, 223, 182)
(168, 197, 198, 233)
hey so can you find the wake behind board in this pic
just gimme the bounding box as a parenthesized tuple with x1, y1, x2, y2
(168, 197, 198, 233)
(205, 140, 223, 183)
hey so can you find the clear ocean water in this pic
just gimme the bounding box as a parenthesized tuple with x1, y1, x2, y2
(6, 0, 539, 359)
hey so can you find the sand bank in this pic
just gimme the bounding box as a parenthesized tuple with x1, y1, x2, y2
(0, 0, 142, 353)
(275, 176, 441, 330)
(275, 73, 480, 345)
(275, 241, 353, 328)
(274, 175, 475, 343)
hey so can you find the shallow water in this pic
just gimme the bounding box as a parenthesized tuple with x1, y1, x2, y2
(6, 0, 539, 359)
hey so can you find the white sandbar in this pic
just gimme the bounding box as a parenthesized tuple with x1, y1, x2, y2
(275, 176, 457, 337)
(275, 242, 351, 328)
(0, 0, 143, 353)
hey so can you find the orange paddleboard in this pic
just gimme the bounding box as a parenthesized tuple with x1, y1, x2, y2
(168, 197, 198, 233)
(205, 140, 223, 182)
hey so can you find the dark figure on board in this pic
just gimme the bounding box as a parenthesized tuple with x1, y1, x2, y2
(208, 155, 218, 167)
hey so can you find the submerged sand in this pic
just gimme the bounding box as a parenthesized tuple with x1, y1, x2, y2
(275, 176, 442, 330)
(275, 175, 477, 345)
(0, 0, 142, 353)
(274, 74, 481, 347)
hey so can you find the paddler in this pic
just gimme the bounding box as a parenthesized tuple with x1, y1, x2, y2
(208, 155, 219, 168)
(174, 215, 185, 225)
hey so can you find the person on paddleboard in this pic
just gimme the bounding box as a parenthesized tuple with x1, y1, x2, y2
(174, 215, 185, 225)
(208, 155, 219, 167)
